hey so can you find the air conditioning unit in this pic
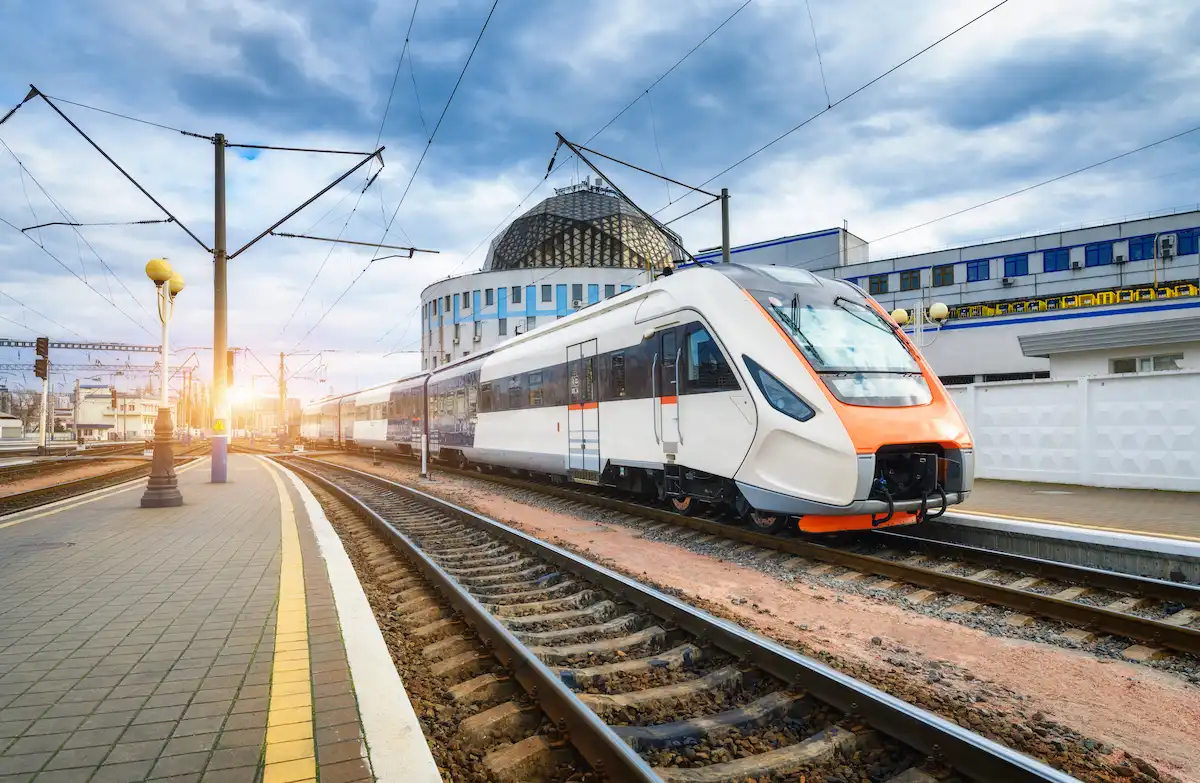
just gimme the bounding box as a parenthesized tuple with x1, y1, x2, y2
(1158, 235, 1176, 259)
(452, 337, 460, 344)
(1114, 255, 1127, 264)
(514, 325, 524, 335)
(1001, 277, 1014, 286)
(571, 299, 584, 308)
(472, 334, 482, 342)
(1071, 261, 1081, 270)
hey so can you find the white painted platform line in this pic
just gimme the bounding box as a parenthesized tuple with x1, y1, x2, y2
(281, 465, 443, 783)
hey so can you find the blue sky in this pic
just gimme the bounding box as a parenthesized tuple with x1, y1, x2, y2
(1, 0, 1198, 401)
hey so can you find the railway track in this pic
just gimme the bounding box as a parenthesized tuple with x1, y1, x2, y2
(0, 444, 208, 516)
(280, 454, 1077, 783)
(320, 449, 1200, 664)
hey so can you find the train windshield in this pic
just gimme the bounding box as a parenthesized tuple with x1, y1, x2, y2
(762, 293, 932, 407)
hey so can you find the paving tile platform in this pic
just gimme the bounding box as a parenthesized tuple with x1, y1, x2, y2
(0, 454, 433, 783)
(958, 478, 1199, 542)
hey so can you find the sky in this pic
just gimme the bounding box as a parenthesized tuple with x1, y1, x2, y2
(1, 0, 1198, 404)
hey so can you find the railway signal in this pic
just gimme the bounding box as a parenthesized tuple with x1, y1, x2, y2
(33, 336, 50, 452)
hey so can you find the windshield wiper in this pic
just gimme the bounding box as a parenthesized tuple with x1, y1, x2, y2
(833, 296, 893, 334)
(770, 304, 825, 367)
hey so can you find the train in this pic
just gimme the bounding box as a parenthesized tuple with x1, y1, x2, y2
(301, 263, 974, 534)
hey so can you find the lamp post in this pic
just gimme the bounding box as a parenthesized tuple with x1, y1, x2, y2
(890, 300, 950, 350)
(141, 258, 185, 508)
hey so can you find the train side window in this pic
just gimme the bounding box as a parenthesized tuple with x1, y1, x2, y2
(508, 377, 521, 409)
(685, 325, 739, 393)
(611, 352, 626, 397)
(528, 371, 544, 406)
(480, 382, 492, 413)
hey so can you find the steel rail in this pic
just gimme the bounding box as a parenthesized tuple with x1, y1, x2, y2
(283, 455, 1078, 783)
(389, 461, 1200, 657)
(280, 457, 661, 783)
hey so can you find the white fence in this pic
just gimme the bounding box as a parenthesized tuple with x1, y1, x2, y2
(947, 371, 1200, 492)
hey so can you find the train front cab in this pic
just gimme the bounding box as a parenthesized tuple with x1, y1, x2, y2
(712, 265, 974, 534)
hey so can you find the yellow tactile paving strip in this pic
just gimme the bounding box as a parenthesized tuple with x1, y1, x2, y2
(263, 461, 319, 783)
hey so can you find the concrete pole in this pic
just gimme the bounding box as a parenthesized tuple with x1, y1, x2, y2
(212, 133, 229, 482)
(278, 351, 286, 452)
(720, 188, 731, 264)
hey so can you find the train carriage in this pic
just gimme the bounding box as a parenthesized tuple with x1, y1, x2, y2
(300, 262, 974, 535)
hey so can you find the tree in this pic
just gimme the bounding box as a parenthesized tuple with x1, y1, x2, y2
(8, 388, 42, 433)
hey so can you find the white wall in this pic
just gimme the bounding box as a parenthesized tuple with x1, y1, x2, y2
(948, 371, 1200, 491)
(1048, 342, 1200, 379)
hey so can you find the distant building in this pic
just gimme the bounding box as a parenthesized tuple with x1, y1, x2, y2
(685, 209, 1200, 383)
(0, 412, 22, 440)
(419, 179, 684, 369)
(74, 386, 163, 441)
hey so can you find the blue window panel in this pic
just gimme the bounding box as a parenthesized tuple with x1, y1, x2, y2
(1003, 254, 1028, 277)
(472, 290, 481, 319)
(1179, 229, 1198, 256)
(587, 283, 599, 304)
(620, 284, 633, 293)
(1043, 248, 1070, 272)
(453, 293, 460, 322)
(497, 286, 507, 318)
(1128, 236, 1154, 262)
(1085, 242, 1112, 267)
(556, 284, 568, 316)
(966, 259, 989, 282)
(525, 286, 536, 314)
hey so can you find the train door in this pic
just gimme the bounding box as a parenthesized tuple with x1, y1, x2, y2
(566, 339, 600, 482)
(658, 329, 680, 454)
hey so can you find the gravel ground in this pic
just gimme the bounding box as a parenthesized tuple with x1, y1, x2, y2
(0, 459, 128, 497)
(320, 453, 1198, 783)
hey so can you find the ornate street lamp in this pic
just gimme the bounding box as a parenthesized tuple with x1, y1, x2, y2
(890, 300, 950, 348)
(141, 258, 185, 508)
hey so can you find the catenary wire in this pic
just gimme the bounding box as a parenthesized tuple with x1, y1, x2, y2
(373, 0, 755, 346)
(293, 0, 499, 352)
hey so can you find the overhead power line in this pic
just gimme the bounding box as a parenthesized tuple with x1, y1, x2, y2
(296, 0, 498, 352)
(666, 0, 1012, 208)
(0, 289, 84, 338)
(374, 0, 755, 347)
(40, 94, 205, 137)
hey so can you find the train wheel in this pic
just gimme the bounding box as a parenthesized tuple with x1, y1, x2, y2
(670, 496, 696, 516)
(748, 510, 788, 535)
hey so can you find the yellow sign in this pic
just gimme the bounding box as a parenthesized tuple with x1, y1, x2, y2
(214, 419, 226, 433)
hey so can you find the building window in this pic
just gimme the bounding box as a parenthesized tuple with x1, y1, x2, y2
(572, 283, 583, 303)
(541, 284, 552, 302)
(526, 315, 536, 331)
(966, 260, 989, 282)
(1128, 236, 1154, 262)
(473, 321, 482, 340)
(453, 323, 460, 341)
(485, 288, 494, 306)
(1003, 254, 1028, 277)
(1179, 229, 1198, 255)
(462, 291, 470, 307)
(510, 286, 522, 304)
(899, 270, 920, 291)
(1085, 242, 1112, 267)
(498, 318, 507, 336)
(932, 264, 954, 287)
(444, 295, 450, 310)
(868, 274, 888, 295)
(1043, 248, 1070, 272)
(1112, 354, 1183, 374)
(604, 284, 615, 298)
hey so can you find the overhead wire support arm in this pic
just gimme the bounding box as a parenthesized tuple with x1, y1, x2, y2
(21, 217, 175, 233)
(28, 85, 212, 253)
(0, 87, 37, 127)
(225, 142, 381, 156)
(560, 135, 720, 198)
(269, 231, 438, 256)
(228, 146, 384, 259)
(553, 133, 699, 265)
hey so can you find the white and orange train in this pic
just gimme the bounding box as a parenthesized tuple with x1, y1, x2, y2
(301, 263, 974, 534)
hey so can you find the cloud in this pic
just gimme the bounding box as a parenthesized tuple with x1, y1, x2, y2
(2, 0, 1199, 401)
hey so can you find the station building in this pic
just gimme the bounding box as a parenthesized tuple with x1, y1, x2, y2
(691, 209, 1200, 384)
(419, 179, 683, 369)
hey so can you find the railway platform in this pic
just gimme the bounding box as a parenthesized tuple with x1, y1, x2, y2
(959, 479, 1198, 542)
(0, 454, 438, 783)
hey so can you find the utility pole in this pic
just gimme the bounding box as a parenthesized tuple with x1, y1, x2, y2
(212, 133, 229, 482)
(278, 351, 286, 452)
(34, 337, 49, 452)
(721, 188, 731, 264)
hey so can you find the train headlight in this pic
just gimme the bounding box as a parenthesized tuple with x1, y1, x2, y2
(743, 356, 816, 423)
